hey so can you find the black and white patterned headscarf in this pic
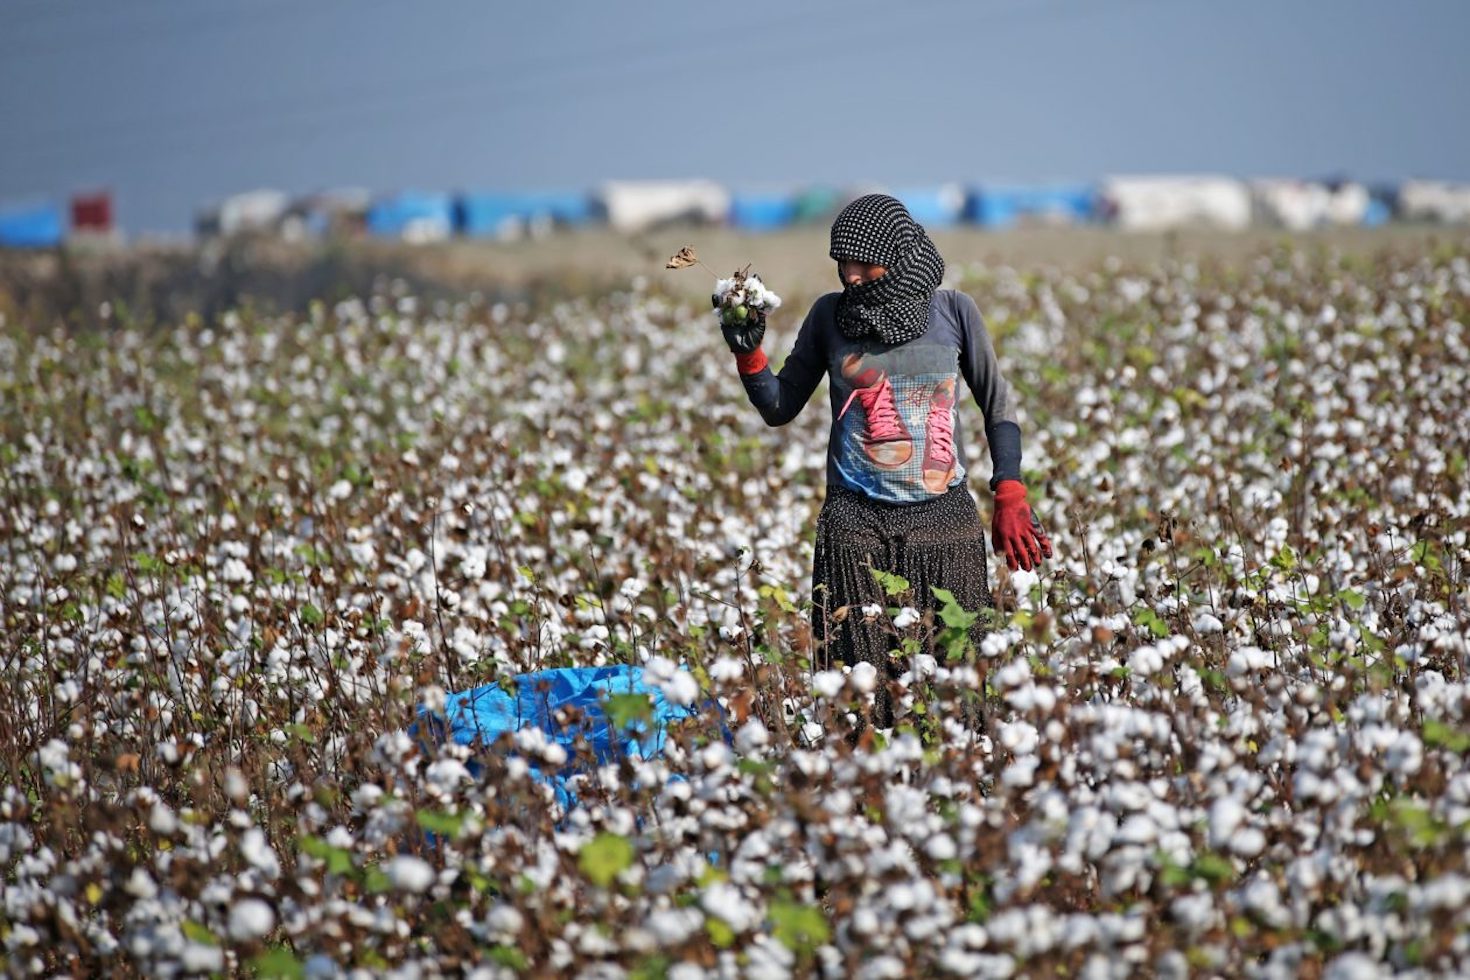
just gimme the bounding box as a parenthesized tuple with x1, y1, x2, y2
(829, 193, 945, 345)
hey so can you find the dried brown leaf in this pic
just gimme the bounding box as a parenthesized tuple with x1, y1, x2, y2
(665, 246, 699, 270)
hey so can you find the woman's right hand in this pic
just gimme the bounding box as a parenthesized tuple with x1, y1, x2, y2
(714, 294, 766, 354)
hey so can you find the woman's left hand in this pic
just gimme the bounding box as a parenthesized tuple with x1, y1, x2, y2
(991, 480, 1053, 572)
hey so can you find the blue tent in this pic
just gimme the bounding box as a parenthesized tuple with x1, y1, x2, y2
(729, 192, 797, 231)
(366, 191, 455, 240)
(416, 665, 708, 807)
(791, 187, 842, 224)
(0, 201, 64, 248)
(454, 191, 594, 238)
(892, 187, 967, 229)
(966, 184, 1097, 229)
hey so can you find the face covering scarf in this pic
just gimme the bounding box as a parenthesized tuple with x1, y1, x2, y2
(829, 193, 946, 345)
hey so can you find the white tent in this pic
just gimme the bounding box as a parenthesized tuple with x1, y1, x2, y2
(595, 180, 730, 233)
(1099, 175, 1252, 232)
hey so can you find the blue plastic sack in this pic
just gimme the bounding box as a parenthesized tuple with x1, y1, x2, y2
(415, 665, 707, 808)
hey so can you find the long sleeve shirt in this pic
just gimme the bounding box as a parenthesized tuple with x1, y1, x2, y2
(739, 289, 1024, 504)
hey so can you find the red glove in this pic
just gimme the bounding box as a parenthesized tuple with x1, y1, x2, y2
(991, 480, 1053, 572)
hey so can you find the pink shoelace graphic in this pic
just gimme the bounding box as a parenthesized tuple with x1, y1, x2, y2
(926, 392, 955, 467)
(839, 372, 906, 442)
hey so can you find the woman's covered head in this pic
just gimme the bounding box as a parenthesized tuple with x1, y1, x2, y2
(826, 193, 946, 345)
(829, 194, 920, 269)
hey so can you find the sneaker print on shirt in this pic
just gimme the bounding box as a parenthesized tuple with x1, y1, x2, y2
(838, 353, 913, 469)
(922, 377, 957, 493)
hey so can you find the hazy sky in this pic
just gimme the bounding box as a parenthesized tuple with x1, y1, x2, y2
(3, 0, 1467, 234)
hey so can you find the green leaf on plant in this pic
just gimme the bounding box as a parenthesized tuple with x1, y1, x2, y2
(250, 946, 305, 979)
(579, 832, 635, 888)
(869, 567, 911, 597)
(181, 920, 217, 946)
(1423, 719, 1470, 753)
(931, 586, 979, 630)
(770, 898, 829, 952)
(759, 583, 798, 613)
(1192, 852, 1234, 884)
(489, 945, 528, 971)
(299, 835, 355, 876)
(706, 917, 736, 947)
(416, 809, 466, 837)
(603, 692, 654, 731)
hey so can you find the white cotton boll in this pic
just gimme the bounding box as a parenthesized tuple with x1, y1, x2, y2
(240, 828, 281, 878)
(1193, 612, 1224, 634)
(1127, 645, 1164, 676)
(648, 908, 704, 946)
(981, 631, 1017, 658)
(125, 867, 157, 899)
(225, 767, 249, 803)
(181, 943, 225, 973)
(486, 904, 525, 937)
(701, 881, 761, 933)
(328, 479, 353, 501)
(1010, 569, 1039, 592)
(892, 606, 920, 630)
(643, 656, 677, 685)
(849, 662, 878, 693)
(861, 603, 883, 620)
(1116, 814, 1158, 845)
(1226, 646, 1273, 677)
(418, 685, 446, 715)
(925, 833, 958, 861)
(813, 671, 846, 699)
(861, 955, 909, 979)
(1002, 756, 1038, 789)
(998, 721, 1039, 756)
(1324, 952, 1387, 980)
(426, 758, 471, 794)
(994, 659, 1031, 689)
(148, 802, 178, 836)
(1170, 893, 1216, 936)
(710, 657, 744, 682)
(1208, 797, 1244, 850)
(735, 719, 770, 753)
(664, 670, 700, 707)
(701, 742, 732, 772)
(385, 855, 435, 893)
(228, 898, 276, 941)
(1229, 828, 1266, 858)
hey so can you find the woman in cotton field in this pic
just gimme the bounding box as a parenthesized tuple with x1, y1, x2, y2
(722, 194, 1051, 718)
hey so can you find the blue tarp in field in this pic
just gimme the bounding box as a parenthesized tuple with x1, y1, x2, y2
(366, 191, 455, 239)
(892, 186, 967, 229)
(454, 191, 594, 238)
(966, 183, 1097, 229)
(416, 666, 707, 806)
(0, 202, 64, 248)
(729, 192, 797, 231)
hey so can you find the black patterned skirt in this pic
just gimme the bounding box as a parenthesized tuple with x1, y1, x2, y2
(810, 485, 994, 674)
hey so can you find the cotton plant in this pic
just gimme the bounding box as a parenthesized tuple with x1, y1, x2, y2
(665, 244, 784, 328)
(2, 240, 1470, 975)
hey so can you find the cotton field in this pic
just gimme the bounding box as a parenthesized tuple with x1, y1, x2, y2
(2, 240, 1469, 978)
